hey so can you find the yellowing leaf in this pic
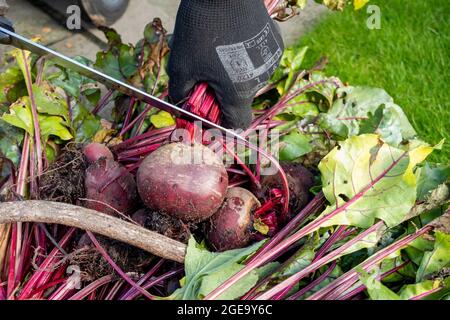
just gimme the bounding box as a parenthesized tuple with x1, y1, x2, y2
(317, 134, 431, 229)
(150, 110, 175, 129)
(1, 97, 34, 136)
(354, 0, 369, 10)
(404, 140, 444, 185)
(93, 129, 117, 144)
(38, 115, 73, 141)
(11, 49, 32, 89)
(254, 219, 270, 236)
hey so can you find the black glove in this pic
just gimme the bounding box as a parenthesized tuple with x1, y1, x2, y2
(167, 0, 284, 129)
(0, 15, 14, 44)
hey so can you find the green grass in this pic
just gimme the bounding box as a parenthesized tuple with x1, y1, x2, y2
(299, 0, 449, 162)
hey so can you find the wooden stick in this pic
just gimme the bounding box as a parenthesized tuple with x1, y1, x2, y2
(0, 201, 187, 263)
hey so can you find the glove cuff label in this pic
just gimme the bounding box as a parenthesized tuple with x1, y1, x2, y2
(216, 23, 282, 98)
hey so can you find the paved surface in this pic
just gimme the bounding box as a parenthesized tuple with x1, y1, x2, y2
(1, 0, 326, 61)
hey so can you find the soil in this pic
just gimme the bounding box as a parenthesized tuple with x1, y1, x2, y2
(39, 143, 87, 204)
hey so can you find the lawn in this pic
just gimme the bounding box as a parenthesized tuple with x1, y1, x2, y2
(298, 0, 449, 162)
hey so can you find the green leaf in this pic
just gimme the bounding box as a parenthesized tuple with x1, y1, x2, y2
(358, 105, 385, 135)
(99, 26, 122, 48)
(321, 86, 416, 145)
(94, 51, 123, 80)
(279, 130, 312, 161)
(416, 231, 450, 282)
(45, 143, 57, 163)
(170, 238, 264, 300)
(143, 22, 157, 43)
(284, 46, 308, 92)
(51, 56, 97, 98)
(279, 236, 318, 278)
(71, 102, 101, 143)
(317, 134, 432, 229)
(283, 94, 319, 118)
(289, 72, 337, 110)
(0, 64, 24, 103)
(358, 268, 401, 300)
(0, 119, 23, 166)
(299, 265, 344, 299)
(150, 110, 175, 129)
(32, 84, 69, 120)
(1, 97, 33, 135)
(341, 225, 387, 257)
(399, 279, 443, 300)
(38, 115, 73, 141)
(119, 44, 138, 79)
(416, 163, 450, 201)
(0, 64, 23, 87)
(12, 49, 33, 90)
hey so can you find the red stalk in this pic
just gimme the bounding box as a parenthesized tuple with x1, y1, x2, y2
(28, 277, 68, 297)
(120, 97, 137, 136)
(119, 259, 165, 300)
(21, 50, 43, 177)
(18, 228, 76, 300)
(114, 126, 174, 151)
(68, 275, 114, 300)
(92, 89, 114, 115)
(6, 225, 17, 299)
(312, 226, 348, 263)
(409, 287, 443, 301)
(338, 260, 411, 300)
(287, 262, 338, 300)
(248, 192, 326, 264)
(104, 280, 125, 300)
(86, 232, 154, 300)
(123, 268, 183, 301)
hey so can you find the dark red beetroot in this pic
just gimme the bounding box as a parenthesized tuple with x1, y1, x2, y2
(252, 163, 315, 218)
(84, 158, 137, 216)
(137, 143, 228, 222)
(206, 187, 261, 252)
(83, 143, 114, 164)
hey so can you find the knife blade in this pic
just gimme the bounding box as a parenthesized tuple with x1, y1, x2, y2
(0, 26, 247, 143)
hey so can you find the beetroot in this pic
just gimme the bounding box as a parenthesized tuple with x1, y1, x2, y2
(83, 143, 114, 164)
(137, 143, 228, 222)
(84, 158, 137, 216)
(253, 163, 315, 218)
(206, 188, 261, 252)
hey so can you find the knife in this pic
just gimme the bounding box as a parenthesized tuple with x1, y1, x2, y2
(0, 25, 247, 143)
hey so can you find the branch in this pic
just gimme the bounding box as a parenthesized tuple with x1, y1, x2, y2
(0, 201, 187, 263)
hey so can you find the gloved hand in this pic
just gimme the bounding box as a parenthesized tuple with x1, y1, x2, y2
(167, 0, 284, 129)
